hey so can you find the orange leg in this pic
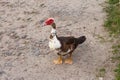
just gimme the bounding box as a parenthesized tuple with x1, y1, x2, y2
(65, 54, 73, 64)
(53, 55, 63, 64)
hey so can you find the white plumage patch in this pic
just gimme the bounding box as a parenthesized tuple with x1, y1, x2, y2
(49, 36, 61, 50)
(58, 49, 71, 55)
(51, 28, 56, 34)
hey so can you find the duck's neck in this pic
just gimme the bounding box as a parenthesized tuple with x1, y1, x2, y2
(49, 23, 58, 39)
(51, 23, 57, 34)
(51, 23, 56, 29)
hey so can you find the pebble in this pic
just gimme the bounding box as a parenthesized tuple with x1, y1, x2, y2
(39, 19, 44, 24)
(0, 24, 3, 27)
(20, 35, 27, 39)
(13, 77, 24, 80)
(27, 18, 32, 21)
(99, 77, 103, 80)
(17, 52, 22, 56)
(0, 31, 4, 35)
(31, 47, 41, 56)
(19, 25, 26, 28)
(3, 51, 13, 56)
(40, 3, 46, 8)
(0, 71, 5, 76)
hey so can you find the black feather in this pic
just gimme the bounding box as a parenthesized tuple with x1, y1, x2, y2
(76, 36, 86, 44)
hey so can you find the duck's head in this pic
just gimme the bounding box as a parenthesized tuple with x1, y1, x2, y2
(42, 18, 57, 35)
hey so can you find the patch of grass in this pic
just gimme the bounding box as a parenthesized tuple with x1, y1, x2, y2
(108, 0, 119, 4)
(111, 41, 120, 80)
(112, 44, 120, 54)
(104, 0, 120, 36)
(99, 68, 106, 77)
(112, 44, 120, 62)
(96, 34, 106, 43)
(105, 0, 120, 80)
(96, 68, 106, 78)
(114, 64, 120, 80)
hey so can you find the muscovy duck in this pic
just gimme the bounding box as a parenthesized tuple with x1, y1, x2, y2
(42, 18, 86, 64)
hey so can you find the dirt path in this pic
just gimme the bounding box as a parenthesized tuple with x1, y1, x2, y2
(0, 0, 114, 80)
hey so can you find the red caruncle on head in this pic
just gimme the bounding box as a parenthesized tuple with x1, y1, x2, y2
(43, 18, 54, 26)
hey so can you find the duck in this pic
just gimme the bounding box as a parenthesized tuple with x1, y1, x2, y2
(42, 18, 86, 64)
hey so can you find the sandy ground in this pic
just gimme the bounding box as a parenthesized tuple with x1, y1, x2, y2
(0, 0, 115, 80)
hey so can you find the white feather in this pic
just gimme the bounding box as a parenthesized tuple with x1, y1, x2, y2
(51, 28, 56, 34)
(49, 36, 61, 50)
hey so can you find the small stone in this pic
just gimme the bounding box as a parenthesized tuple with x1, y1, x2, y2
(66, 23, 72, 26)
(21, 35, 27, 39)
(94, 18, 99, 21)
(5, 56, 12, 61)
(0, 36, 2, 41)
(21, 53, 25, 56)
(19, 44, 26, 48)
(0, 31, 4, 35)
(40, 19, 44, 24)
(31, 47, 41, 56)
(0, 71, 5, 76)
(23, 69, 27, 72)
(9, 32, 19, 39)
(0, 24, 3, 27)
(40, 3, 46, 8)
(17, 17, 21, 20)
(17, 52, 22, 56)
(27, 18, 32, 21)
(34, 64, 38, 66)
(99, 77, 103, 80)
(83, 26, 86, 29)
(4, 62, 13, 67)
(14, 77, 24, 80)
(4, 51, 12, 56)
(20, 25, 26, 28)
(35, 43, 40, 47)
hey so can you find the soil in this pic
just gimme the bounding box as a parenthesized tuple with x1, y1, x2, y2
(0, 0, 114, 80)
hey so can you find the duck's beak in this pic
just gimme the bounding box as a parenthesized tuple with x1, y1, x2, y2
(42, 22, 47, 27)
(40, 20, 46, 27)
